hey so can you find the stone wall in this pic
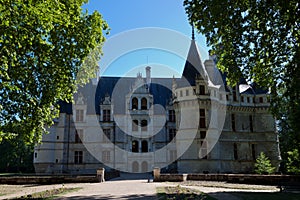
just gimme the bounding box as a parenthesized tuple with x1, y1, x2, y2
(0, 171, 120, 185)
(154, 173, 300, 185)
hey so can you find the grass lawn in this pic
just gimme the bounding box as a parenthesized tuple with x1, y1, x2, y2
(12, 187, 81, 200)
(229, 192, 300, 200)
(157, 185, 216, 200)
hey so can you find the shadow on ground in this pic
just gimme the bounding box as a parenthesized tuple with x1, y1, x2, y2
(55, 194, 156, 200)
(109, 172, 152, 181)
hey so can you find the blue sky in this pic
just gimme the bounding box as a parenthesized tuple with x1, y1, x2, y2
(83, 0, 210, 77)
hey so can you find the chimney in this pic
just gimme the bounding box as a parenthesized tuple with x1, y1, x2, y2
(92, 65, 100, 85)
(204, 52, 215, 81)
(146, 66, 151, 85)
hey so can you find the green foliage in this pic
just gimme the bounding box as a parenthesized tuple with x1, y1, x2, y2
(0, 136, 35, 173)
(184, 0, 300, 174)
(286, 149, 300, 174)
(0, 0, 109, 143)
(254, 152, 275, 175)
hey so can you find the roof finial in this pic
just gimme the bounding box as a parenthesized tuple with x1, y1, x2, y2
(192, 23, 195, 40)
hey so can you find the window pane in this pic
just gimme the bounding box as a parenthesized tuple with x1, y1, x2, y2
(103, 109, 111, 121)
(76, 110, 84, 122)
(132, 97, 138, 110)
(169, 110, 175, 122)
(141, 98, 147, 110)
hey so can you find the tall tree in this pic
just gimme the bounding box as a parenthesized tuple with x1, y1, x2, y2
(184, 0, 300, 172)
(0, 0, 108, 143)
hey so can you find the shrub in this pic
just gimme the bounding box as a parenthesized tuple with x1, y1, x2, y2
(287, 149, 300, 174)
(254, 152, 275, 174)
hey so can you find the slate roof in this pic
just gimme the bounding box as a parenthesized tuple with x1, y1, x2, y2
(65, 77, 175, 115)
(179, 39, 206, 87)
(59, 38, 269, 114)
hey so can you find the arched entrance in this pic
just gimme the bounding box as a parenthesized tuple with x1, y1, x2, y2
(132, 161, 139, 172)
(141, 161, 148, 172)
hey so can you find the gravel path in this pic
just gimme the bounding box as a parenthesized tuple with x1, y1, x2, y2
(0, 175, 280, 200)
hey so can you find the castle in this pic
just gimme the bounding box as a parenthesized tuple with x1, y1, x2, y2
(34, 35, 281, 174)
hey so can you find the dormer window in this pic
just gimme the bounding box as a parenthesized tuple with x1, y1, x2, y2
(132, 97, 138, 110)
(199, 85, 205, 95)
(103, 109, 111, 122)
(76, 109, 84, 122)
(141, 98, 147, 110)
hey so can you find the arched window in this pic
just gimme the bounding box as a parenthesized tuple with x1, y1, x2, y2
(132, 97, 138, 110)
(132, 140, 139, 152)
(132, 120, 138, 131)
(141, 161, 148, 172)
(132, 161, 139, 172)
(234, 143, 238, 160)
(141, 98, 147, 110)
(142, 140, 148, 152)
(141, 120, 147, 131)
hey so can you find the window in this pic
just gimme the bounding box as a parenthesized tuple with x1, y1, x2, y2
(103, 129, 111, 143)
(233, 93, 237, 101)
(57, 135, 59, 140)
(169, 128, 176, 142)
(170, 150, 177, 161)
(231, 114, 236, 132)
(168, 110, 175, 122)
(200, 131, 206, 140)
(199, 85, 205, 95)
(76, 109, 84, 122)
(259, 97, 264, 103)
(251, 144, 256, 160)
(241, 96, 244, 102)
(132, 161, 139, 172)
(141, 161, 148, 172)
(226, 95, 229, 101)
(102, 151, 110, 162)
(234, 143, 238, 160)
(180, 90, 183, 97)
(34, 152, 37, 158)
(74, 151, 83, 164)
(142, 140, 148, 152)
(186, 89, 189, 96)
(199, 109, 206, 128)
(249, 115, 253, 132)
(141, 98, 147, 110)
(219, 94, 223, 100)
(103, 109, 111, 122)
(75, 129, 83, 143)
(201, 141, 207, 159)
(132, 120, 138, 131)
(132, 97, 138, 110)
(141, 120, 147, 131)
(132, 140, 139, 152)
(247, 97, 250, 103)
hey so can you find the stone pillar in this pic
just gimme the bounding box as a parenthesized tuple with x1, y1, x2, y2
(97, 168, 105, 182)
(153, 167, 160, 182)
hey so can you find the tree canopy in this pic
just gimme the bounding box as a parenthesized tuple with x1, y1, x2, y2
(184, 0, 300, 172)
(0, 0, 109, 143)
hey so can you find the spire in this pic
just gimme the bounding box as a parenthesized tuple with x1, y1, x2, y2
(178, 31, 205, 87)
(192, 24, 195, 40)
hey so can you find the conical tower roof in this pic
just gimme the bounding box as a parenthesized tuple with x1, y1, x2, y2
(178, 30, 206, 87)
